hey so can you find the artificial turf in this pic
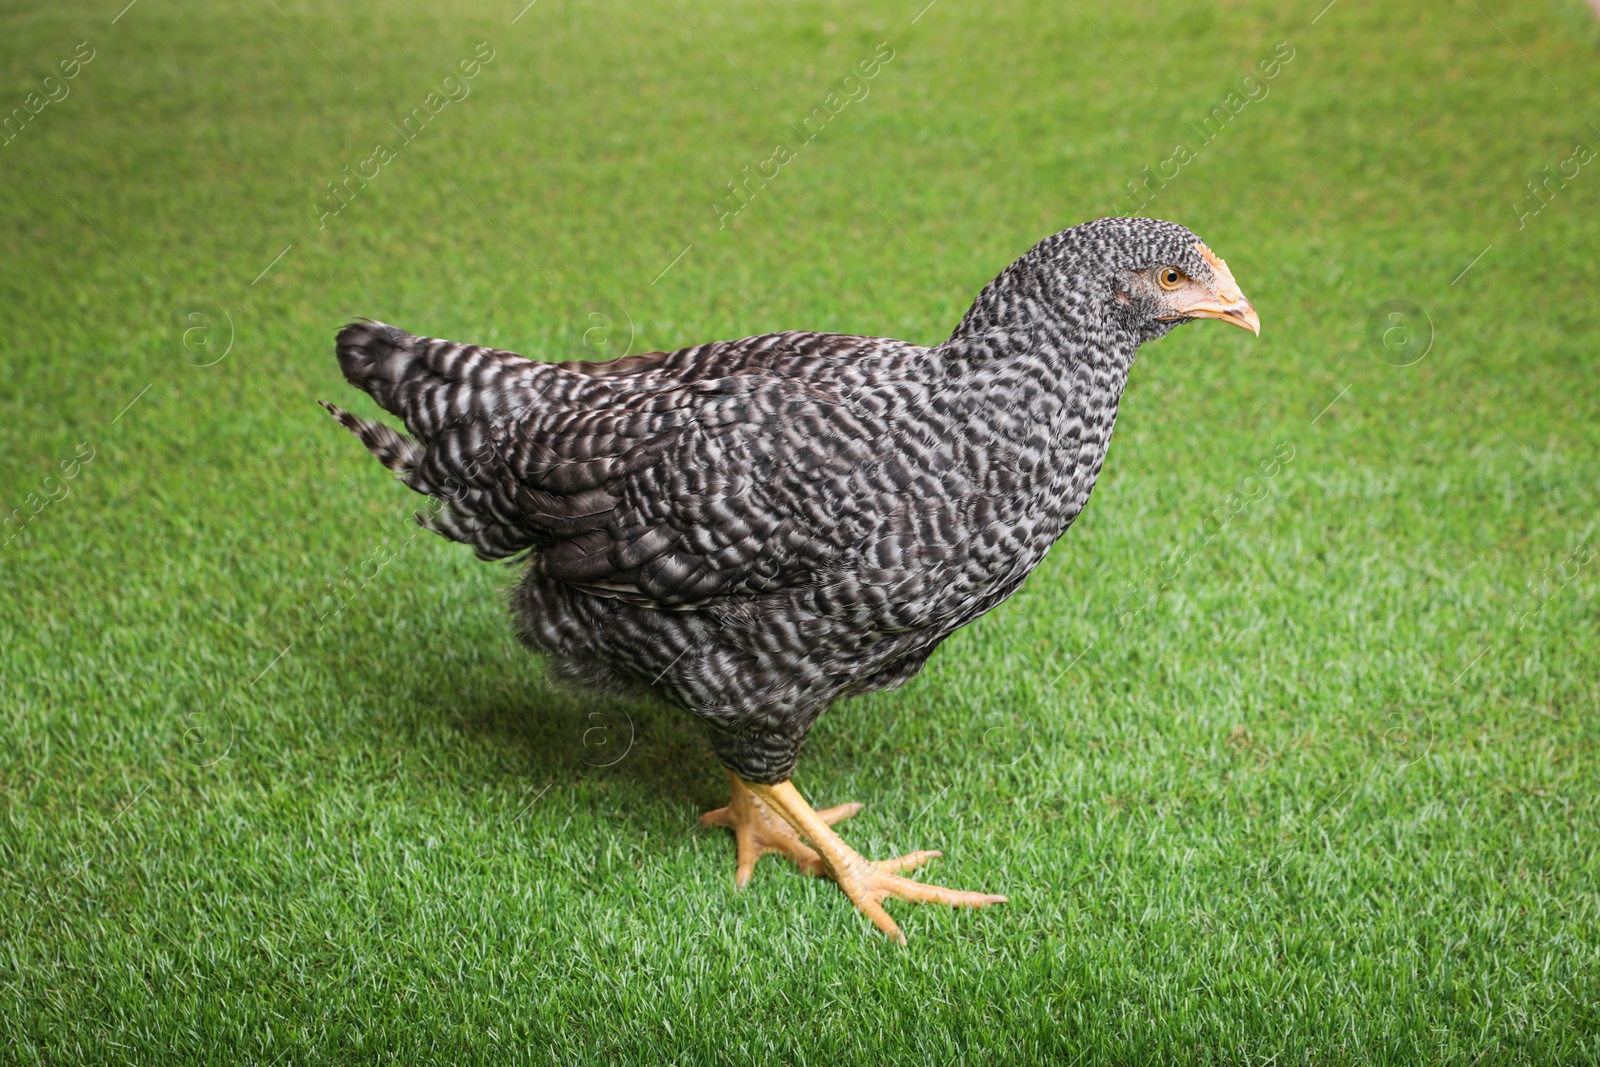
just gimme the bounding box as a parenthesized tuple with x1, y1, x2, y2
(2, 0, 1599, 1062)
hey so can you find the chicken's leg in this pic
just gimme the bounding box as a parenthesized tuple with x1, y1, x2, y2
(747, 778, 1007, 944)
(700, 771, 862, 885)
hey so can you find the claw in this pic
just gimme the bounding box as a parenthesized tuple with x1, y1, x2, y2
(744, 779, 1007, 943)
(700, 772, 861, 885)
(874, 849, 943, 876)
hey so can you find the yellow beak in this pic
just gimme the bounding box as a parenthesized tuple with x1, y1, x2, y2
(1165, 240, 1261, 336)
(1177, 295, 1261, 336)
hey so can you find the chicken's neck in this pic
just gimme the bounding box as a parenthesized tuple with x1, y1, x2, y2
(935, 253, 1145, 539)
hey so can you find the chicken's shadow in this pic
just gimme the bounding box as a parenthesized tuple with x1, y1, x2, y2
(318, 592, 727, 833)
(449, 682, 726, 829)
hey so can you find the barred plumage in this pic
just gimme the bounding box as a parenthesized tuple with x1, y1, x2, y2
(324, 217, 1258, 785)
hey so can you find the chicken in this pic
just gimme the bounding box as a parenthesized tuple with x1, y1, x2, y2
(322, 216, 1259, 942)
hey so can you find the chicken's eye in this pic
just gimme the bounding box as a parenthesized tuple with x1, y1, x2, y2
(1158, 267, 1183, 290)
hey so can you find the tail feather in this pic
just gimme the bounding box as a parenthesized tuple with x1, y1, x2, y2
(333, 320, 538, 439)
(317, 400, 421, 477)
(324, 320, 550, 560)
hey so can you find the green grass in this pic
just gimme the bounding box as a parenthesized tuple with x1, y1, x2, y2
(3, 0, 1599, 1062)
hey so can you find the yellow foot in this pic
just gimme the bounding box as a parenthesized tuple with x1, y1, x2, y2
(747, 778, 1007, 944)
(699, 770, 862, 886)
